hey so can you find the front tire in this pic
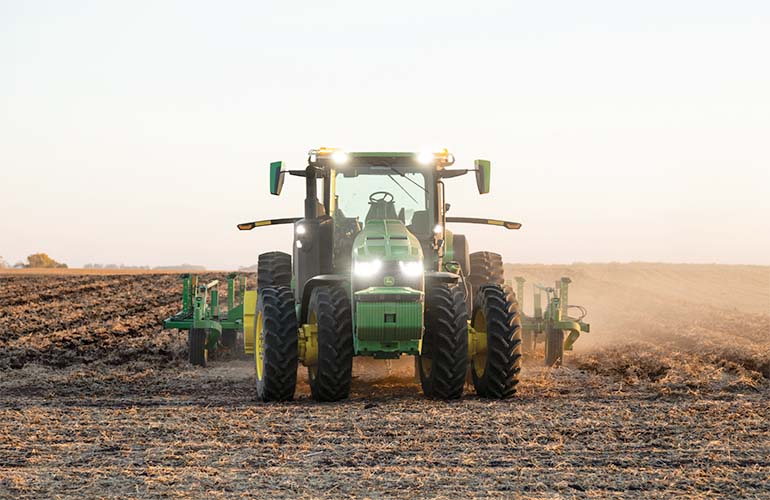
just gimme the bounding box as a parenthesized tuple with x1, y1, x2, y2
(307, 285, 354, 402)
(471, 285, 522, 399)
(418, 284, 468, 399)
(255, 286, 298, 401)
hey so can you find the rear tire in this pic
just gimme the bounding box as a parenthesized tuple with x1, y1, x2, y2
(255, 286, 298, 401)
(188, 328, 207, 367)
(471, 285, 522, 399)
(307, 285, 354, 402)
(469, 251, 505, 311)
(545, 328, 565, 367)
(257, 252, 292, 292)
(418, 284, 468, 400)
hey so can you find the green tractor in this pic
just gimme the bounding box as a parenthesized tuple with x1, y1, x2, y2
(238, 148, 525, 401)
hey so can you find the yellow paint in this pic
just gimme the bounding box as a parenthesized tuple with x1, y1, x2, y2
(487, 219, 504, 226)
(299, 318, 319, 368)
(242, 290, 257, 354)
(470, 310, 488, 378)
(255, 310, 264, 380)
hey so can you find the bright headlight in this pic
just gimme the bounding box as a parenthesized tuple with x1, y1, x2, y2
(416, 151, 434, 165)
(399, 260, 423, 277)
(354, 259, 382, 277)
(331, 150, 349, 165)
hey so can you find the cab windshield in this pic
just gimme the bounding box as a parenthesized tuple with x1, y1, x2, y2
(334, 170, 431, 232)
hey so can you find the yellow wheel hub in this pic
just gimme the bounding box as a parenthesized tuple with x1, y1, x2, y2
(299, 312, 319, 372)
(470, 310, 488, 378)
(255, 311, 264, 380)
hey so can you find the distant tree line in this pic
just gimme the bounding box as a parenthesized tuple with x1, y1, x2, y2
(1, 253, 68, 269)
(2, 254, 205, 271)
(84, 263, 206, 271)
(84, 263, 151, 270)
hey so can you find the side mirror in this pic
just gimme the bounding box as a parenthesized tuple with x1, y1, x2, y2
(474, 159, 491, 194)
(269, 161, 285, 196)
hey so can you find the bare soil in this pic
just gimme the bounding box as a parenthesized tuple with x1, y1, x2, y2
(1, 264, 768, 499)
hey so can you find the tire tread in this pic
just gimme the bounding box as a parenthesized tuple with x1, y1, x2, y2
(256, 286, 298, 402)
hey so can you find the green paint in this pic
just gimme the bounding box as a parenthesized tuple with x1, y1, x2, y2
(514, 276, 590, 359)
(356, 339, 421, 358)
(269, 161, 284, 195)
(163, 274, 245, 353)
(352, 219, 423, 262)
(474, 159, 491, 194)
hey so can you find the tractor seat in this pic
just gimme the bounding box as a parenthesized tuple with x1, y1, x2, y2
(365, 200, 398, 222)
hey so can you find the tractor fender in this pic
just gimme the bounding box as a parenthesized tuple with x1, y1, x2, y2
(299, 275, 349, 324)
(424, 271, 460, 287)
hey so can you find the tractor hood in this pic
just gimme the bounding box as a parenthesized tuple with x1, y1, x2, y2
(352, 219, 423, 261)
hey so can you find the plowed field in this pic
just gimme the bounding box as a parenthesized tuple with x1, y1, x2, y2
(1, 264, 768, 499)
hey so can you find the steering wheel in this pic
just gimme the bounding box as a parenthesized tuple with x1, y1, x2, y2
(369, 191, 395, 204)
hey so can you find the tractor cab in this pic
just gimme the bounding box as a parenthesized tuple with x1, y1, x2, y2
(291, 149, 474, 275)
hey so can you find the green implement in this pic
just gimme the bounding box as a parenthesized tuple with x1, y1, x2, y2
(512, 276, 590, 367)
(163, 273, 246, 366)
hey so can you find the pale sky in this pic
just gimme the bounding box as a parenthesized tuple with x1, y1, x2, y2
(1, 1, 768, 269)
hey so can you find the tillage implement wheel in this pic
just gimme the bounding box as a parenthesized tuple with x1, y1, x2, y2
(545, 328, 565, 367)
(188, 328, 208, 367)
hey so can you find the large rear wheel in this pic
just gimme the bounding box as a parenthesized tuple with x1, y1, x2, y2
(471, 285, 522, 399)
(418, 284, 468, 400)
(255, 286, 298, 401)
(307, 285, 354, 402)
(257, 252, 292, 291)
(468, 251, 505, 312)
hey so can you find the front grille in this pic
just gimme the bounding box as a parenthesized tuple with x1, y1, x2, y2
(355, 300, 423, 341)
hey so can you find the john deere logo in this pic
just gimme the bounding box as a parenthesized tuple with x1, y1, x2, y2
(384, 276, 395, 286)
